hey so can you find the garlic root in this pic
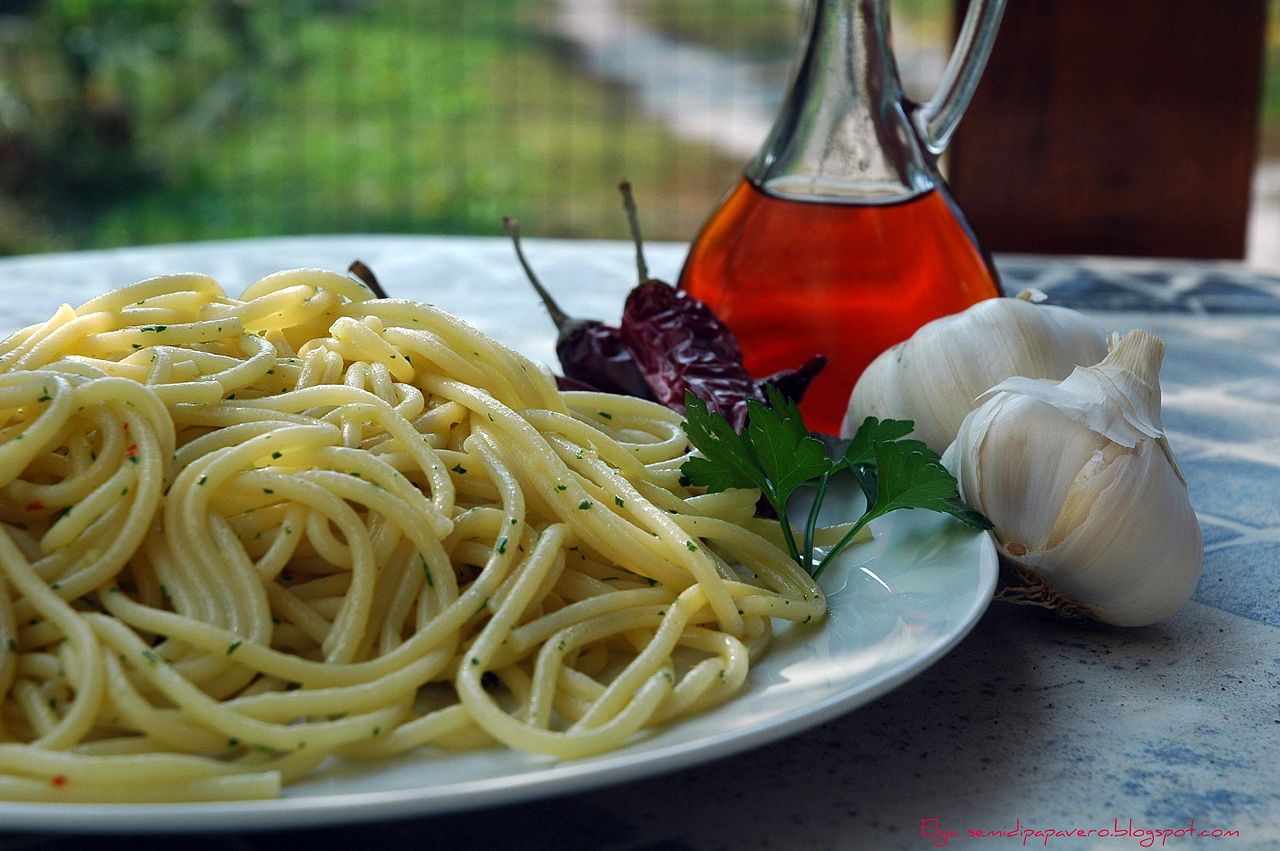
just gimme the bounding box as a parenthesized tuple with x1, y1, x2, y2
(993, 563, 1091, 620)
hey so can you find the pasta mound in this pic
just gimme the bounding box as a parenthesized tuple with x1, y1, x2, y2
(0, 269, 823, 802)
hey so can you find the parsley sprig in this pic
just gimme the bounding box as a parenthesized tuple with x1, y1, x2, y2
(680, 388, 991, 578)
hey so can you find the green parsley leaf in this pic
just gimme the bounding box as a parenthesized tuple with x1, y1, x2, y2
(679, 395, 990, 579)
(744, 385, 832, 508)
(842, 416, 918, 467)
(679, 391, 767, 494)
(865, 440, 992, 529)
(842, 415, 930, 507)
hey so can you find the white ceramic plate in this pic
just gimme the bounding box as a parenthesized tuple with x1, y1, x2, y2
(0, 487, 997, 833)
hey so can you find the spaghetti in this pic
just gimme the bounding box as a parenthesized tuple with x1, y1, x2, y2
(0, 269, 825, 801)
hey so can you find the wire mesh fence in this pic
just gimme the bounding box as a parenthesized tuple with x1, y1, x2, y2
(0, 0, 821, 254)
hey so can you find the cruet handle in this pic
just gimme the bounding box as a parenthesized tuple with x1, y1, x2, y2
(911, 0, 1007, 159)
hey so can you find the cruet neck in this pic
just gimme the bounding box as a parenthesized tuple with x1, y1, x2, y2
(747, 0, 936, 204)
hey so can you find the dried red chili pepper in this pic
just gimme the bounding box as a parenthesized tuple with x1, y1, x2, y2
(502, 217, 653, 399)
(504, 183, 825, 425)
(554, 320, 654, 398)
(620, 281, 826, 428)
(757, 355, 829, 411)
(348, 260, 388, 299)
(620, 280, 754, 422)
(615, 182, 823, 427)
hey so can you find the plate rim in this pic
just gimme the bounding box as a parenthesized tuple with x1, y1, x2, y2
(0, 523, 998, 833)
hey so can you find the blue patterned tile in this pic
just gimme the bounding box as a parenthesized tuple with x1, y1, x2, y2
(1193, 541, 1280, 626)
(1199, 523, 1243, 547)
(1159, 346, 1280, 395)
(1144, 788, 1266, 824)
(1039, 273, 1184, 312)
(1006, 258, 1280, 314)
(1180, 456, 1280, 530)
(1235, 379, 1280, 405)
(1140, 739, 1251, 770)
(1162, 404, 1275, 446)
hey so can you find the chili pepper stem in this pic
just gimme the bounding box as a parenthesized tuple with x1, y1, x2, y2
(347, 260, 388, 299)
(618, 180, 650, 284)
(502, 215, 571, 331)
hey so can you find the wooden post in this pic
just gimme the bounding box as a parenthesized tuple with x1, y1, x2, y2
(947, 0, 1267, 259)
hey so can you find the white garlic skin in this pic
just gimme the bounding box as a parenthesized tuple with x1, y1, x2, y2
(842, 292, 1109, 454)
(943, 331, 1203, 627)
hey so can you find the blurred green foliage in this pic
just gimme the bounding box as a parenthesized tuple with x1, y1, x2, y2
(1264, 0, 1280, 155)
(0, 0, 740, 254)
(0, 0, 309, 252)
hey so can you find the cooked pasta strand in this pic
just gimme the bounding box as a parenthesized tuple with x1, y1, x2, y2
(0, 270, 827, 801)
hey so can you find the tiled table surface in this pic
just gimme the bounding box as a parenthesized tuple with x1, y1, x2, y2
(0, 237, 1276, 850)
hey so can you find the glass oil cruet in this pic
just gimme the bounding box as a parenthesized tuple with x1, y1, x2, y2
(679, 0, 1008, 434)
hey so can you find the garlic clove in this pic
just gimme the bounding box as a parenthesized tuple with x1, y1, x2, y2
(844, 292, 1109, 454)
(959, 394, 1108, 556)
(1026, 437, 1202, 626)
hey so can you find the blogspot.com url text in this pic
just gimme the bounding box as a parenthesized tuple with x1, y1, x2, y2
(920, 817, 1242, 847)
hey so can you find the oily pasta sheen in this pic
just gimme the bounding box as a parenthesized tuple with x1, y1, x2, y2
(0, 269, 824, 802)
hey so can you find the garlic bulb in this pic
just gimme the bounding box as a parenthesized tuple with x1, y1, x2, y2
(942, 330, 1202, 627)
(843, 290, 1108, 453)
